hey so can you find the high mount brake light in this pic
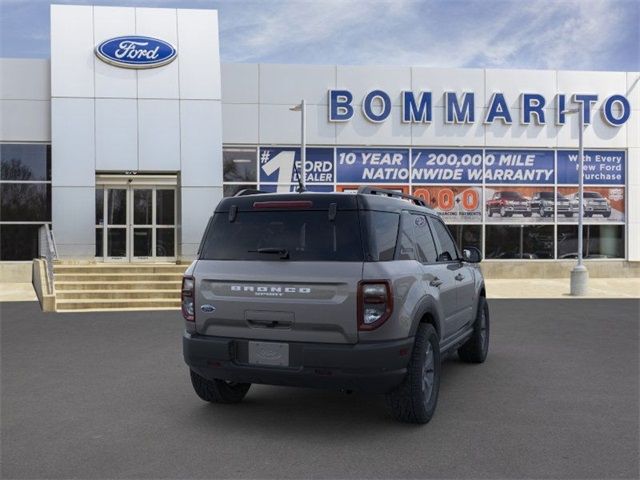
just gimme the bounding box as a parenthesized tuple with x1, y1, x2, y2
(181, 276, 195, 322)
(253, 200, 313, 209)
(357, 280, 393, 331)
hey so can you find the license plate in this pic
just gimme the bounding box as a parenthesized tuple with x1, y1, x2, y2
(248, 341, 289, 367)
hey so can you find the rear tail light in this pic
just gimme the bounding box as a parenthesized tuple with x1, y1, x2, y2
(358, 281, 393, 331)
(181, 276, 195, 322)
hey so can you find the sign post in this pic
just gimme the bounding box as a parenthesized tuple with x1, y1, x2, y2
(289, 100, 306, 192)
(570, 104, 589, 295)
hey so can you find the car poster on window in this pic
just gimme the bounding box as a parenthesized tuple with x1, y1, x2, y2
(557, 187, 625, 223)
(412, 186, 482, 223)
(485, 186, 555, 223)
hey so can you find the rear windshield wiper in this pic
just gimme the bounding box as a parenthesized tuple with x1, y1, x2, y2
(248, 247, 290, 259)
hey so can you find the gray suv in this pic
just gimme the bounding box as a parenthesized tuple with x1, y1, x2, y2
(182, 187, 489, 424)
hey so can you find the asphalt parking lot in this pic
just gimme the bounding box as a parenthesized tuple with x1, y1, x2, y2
(1, 299, 638, 479)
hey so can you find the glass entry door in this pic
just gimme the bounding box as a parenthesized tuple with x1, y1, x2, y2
(96, 184, 176, 262)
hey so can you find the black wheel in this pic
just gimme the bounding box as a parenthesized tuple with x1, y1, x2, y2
(190, 369, 251, 404)
(487, 207, 492, 217)
(523, 212, 532, 217)
(603, 211, 611, 218)
(386, 323, 441, 424)
(565, 213, 573, 218)
(458, 297, 490, 363)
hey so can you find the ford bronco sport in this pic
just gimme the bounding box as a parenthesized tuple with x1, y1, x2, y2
(182, 187, 489, 424)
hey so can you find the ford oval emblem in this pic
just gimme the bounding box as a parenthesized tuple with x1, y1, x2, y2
(95, 36, 177, 69)
(200, 304, 216, 313)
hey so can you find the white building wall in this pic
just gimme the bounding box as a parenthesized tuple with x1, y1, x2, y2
(49, 4, 223, 260)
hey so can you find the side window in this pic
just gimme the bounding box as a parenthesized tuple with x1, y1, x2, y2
(412, 214, 438, 263)
(429, 217, 459, 262)
(396, 212, 416, 261)
(364, 211, 399, 261)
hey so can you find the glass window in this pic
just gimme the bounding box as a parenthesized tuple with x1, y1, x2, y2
(133, 189, 153, 225)
(396, 213, 416, 261)
(156, 228, 175, 257)
(429, 217, 459, 262)
(223, 148, 257, 182)
(95, 228, 103, 257)
(107, 189, 127, 225)
(557, 225, 624, 259)
(223, 184, 257, 197)
(1, 144, 51, 181)
(448, 224, 482, 252)
(156, 189, 175, 225)
(95, 188, 104, 225)
(0, 183, 51, 222)
(0, 224, 41, 260)
(201, 210, 363, 262)
(363, 211, 399, 261)
(412, 214, 437, 263)
(133, 228, 152, 256)
(486, 225, 554, 259)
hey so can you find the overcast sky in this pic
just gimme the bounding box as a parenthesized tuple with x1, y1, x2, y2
(0, 0, 638, 71)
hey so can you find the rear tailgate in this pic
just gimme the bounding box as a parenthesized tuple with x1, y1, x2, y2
(194, 261, 362, 344)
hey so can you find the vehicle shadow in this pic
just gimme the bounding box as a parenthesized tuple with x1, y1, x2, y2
(181, 356, 477, 434)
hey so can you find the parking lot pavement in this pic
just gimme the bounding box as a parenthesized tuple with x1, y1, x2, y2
(1, 300, 638, 479)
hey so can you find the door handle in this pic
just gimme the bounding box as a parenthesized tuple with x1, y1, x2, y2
(455, 273, 465, 281)
(430, 278, 443, 287)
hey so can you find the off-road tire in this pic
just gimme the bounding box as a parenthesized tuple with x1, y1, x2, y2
(190, 369, 251, 404)
(458, 296, 490, 363)
(386, 324, 441, 424)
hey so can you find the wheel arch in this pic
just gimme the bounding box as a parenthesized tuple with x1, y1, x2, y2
(410, 297, 443, 340)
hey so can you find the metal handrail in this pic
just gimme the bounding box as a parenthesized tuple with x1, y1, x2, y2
(38, 224, 58, 292)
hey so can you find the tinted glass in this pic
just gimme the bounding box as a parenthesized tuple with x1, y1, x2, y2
(95, 228, 103, 257)
(156, 189, 175, 225)
(0, 183, 51, 221)
(223, 184, 257, 197)
(486, 225, 553, 259)
(200, 210, 363, 262)
(133, 189, 152, 225)
(156, 228, 175, 257)
(107, 228, 126, 257)
(396, 213, 417, 261)
(133, 228, 152, 256)
(107, 189, 126, 225)
(95, 188, 104, 225)
(557, 225, 624, 259)
(223, 148, 257, 182)
(0, 224, 40, 260)
(1, 144, 51, 181)
(412, 214, 437, 263)
(448, 224, 482, 252)
(363, 211, 399, 261)
(429, 217, 459, 262)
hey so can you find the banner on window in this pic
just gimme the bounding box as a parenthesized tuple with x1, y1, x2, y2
(557, 150, 625, 185)
(336, 148, 410, 184)
(259, 147, 334, 184)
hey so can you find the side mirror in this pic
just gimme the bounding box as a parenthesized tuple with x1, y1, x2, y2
(462, 246, 482, 263)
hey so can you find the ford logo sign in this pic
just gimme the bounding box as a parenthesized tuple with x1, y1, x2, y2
(95, 36, 177, 69)
(200, 304, 216, 313)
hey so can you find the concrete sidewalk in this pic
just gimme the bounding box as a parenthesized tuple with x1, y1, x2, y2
(1, 279, 639, 304)
(485, 278, 640, 299)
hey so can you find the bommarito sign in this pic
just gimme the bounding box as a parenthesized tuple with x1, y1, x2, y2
(328, 89, 631, 127)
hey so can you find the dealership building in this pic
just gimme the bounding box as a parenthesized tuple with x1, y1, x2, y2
(1, 4, 639, 281)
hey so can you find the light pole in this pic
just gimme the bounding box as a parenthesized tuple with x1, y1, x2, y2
(289, 100, 306, 192)
(565, 104, 588, 295)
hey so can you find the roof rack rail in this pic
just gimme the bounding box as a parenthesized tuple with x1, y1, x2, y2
(234, 188, 266, 197)
(357, 186, 428, 207)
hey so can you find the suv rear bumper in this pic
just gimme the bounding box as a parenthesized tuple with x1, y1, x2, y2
(183, 332, 414, 394)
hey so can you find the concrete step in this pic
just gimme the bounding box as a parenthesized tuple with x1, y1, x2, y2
(54, 273, 183, 282)
(55, 281, 181, 291)
(56, 290, 179, 300)
(55, 298, 181, 311)
(54, 264, 187, 275)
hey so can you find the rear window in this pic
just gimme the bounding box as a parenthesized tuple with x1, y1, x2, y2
(200, 210, 364, 262)
(361, 211, 400, 261)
